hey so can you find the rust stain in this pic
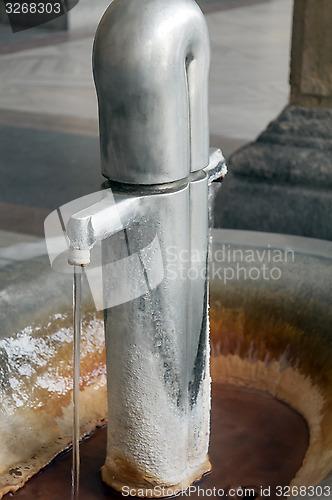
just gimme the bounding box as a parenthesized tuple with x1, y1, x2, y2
(209, 292, 332, 393)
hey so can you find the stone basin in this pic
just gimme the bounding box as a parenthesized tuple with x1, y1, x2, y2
(0, 229, 331, 499)
(209, 229, 332, 499)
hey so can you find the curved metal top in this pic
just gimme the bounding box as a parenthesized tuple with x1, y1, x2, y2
(93, 0, 210, 185)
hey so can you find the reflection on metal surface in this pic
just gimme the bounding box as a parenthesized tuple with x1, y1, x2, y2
(64, 0, 226, 494)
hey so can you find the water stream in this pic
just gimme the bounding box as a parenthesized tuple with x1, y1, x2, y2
(72, 267, 83, 499)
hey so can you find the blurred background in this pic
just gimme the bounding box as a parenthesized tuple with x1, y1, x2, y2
(1, 0, 330, 252)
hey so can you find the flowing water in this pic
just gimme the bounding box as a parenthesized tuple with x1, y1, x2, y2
(72, 267, 83, 499)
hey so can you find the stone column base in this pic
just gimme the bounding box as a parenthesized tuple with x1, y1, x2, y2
(214, 105, 332, 240)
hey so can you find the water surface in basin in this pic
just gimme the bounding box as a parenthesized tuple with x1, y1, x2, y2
(5, 383, 308, 500)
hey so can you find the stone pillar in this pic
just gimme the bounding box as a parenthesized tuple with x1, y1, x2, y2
(290, 0, 332, 108)
(214, 0, 332, 240)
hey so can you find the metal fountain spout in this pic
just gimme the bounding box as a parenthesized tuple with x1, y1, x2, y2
(67, 0, 226, 495)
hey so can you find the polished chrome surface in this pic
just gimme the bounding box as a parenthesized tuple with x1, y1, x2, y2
(93, 0, 210, 185)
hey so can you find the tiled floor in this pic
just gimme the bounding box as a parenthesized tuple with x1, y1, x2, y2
(0, 0, 293, 244)
(0, 229, 39, 248)
(207, 0, 292, 141)
(0, 229, 43, 267)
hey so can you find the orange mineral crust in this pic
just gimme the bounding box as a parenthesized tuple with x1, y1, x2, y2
(209, 291, 332, 489)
